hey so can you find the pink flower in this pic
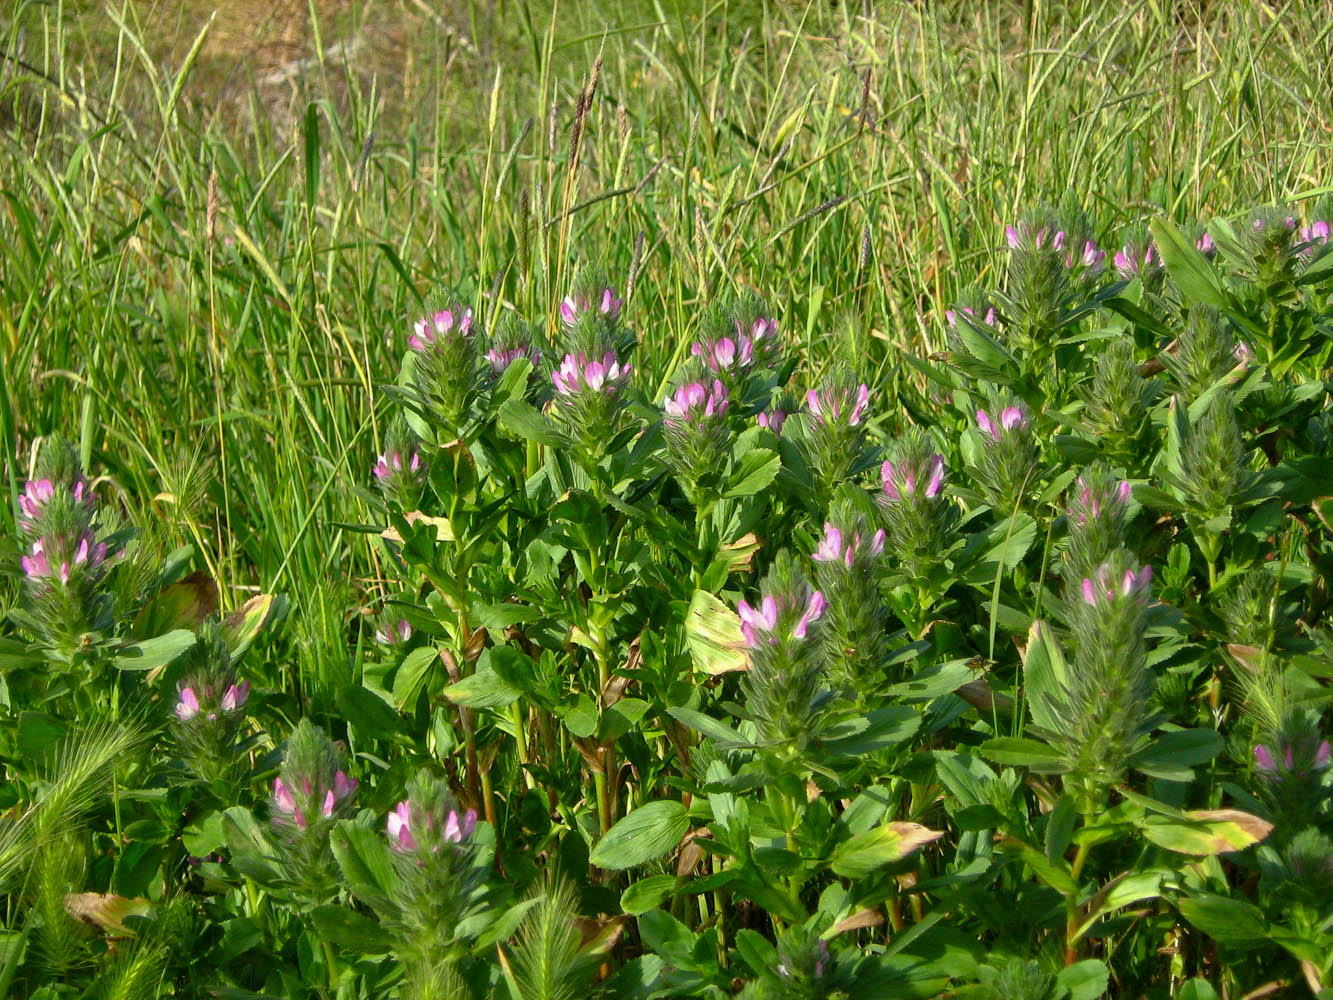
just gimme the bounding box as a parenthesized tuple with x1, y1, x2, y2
(664, 380, 727, 424)
(221, 681, 250, 713)
(387, 800, 417, 851)
(374, 450, 423, 481)
(17, 478, 55, 528)
(486, 345, 541, 374)
(1196, 232, 1215, 256)
(560, 287, 623, 326)
(376, 619, 413, 645)
(737, 596, 780, 648)
(443, 808, 478, 843)
(551, 352, 630, 396)
(807, 384, 870, 427)
(794, 591, 827, 639)
(274, 777, 298, 817)
(175, 687, 200, 721)
(976, 405, 1027, 442)
(1080, 564, 1152, 605)
(882, 455, 946, 502)
(811, 522, 884, 568)
(1113, 243, 1160, 280)
(409, 307, 472, 351)
(757, 408, 786, 435)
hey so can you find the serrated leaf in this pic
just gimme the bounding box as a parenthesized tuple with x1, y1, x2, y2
(589, 801, 689, 870)
(330, 822, 402, 908)
(724, 448, 780, 498)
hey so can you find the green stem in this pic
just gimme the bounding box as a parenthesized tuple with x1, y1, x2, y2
(1064, 839, 1093, 966)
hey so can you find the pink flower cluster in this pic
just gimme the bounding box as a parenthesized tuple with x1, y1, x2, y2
(409, 307, 473, 351)
(976, 406, 1027, 441)
(945, 305, 998, 328)
(664, 380, 728, 425)
(1069, 476, 1131, 525)
(757, 408, 786, 436)
(486, 344, 541, 375)
(18, 477, 92, 531)
(386, 799, 478, 852)
(273, 770, 357, 830)
(552, 352, 632, 396)
(1080, 565, 1152, 606)
(175, 680, 250, 722)
(882, 455, 945, 502)
(376, 619, 413, 645)
(690, 317, 778, 374)
(1254, 739, 1331, 777)
(807, 384, 870, 427)
(1113, 242, 1161, 280)
(812, 522, 885, 568)
(560, 287, 623, 326)
(373, 449, 423, 482)
(21, 533, 108, 586)
(737, 590, 827, 649)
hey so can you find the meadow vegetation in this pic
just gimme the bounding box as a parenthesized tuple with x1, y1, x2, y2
(2, 0, 1333, 996)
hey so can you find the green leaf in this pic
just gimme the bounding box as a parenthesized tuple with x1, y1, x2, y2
(823, 706, 920, 756)
(668, 706, 745, 746)
(979, 737, 1064, 771)
(303, 102, 320, 209)
(620, 874, 679, 916)
(221, 806, 282, 884)
(1055, 959, 1109, 1000)
(391, 647, 438, 710)
(113, 629, 196, 672)
(1177, 978, 1221, 1000)
(830, 823, 943, 878)
(1022, 621, 1069, 735)
(723, 448, 780, 498)
(442, 669, 522, 709)
(330, 822, 402, 909)
(1177, 893, 1269, 945)
(1130, 728, 1223, 780)
(589, 801, 689, 871)
(1150, 218, 1227, 308)
(310, 904, 394, 954)
(498, 397, 559, 445)
(1045, 795, 1077, 861)
(1141, 809, 1272, 856)
(684, 590, 748, 675)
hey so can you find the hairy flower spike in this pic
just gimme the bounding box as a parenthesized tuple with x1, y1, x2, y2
(560, 287, 622, 326)
(807, 383, 870, 427)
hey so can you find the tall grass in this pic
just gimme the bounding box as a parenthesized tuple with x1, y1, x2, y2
(2, 0, 1330, 695)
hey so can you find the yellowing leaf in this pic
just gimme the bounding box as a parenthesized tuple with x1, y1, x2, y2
(831, 823, 943, 878)
(1142, 809, 1273, 855)
(64, 892, 151, 936)
(684, 590, 748, 675)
